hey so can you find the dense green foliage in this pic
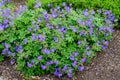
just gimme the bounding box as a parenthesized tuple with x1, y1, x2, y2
(39, 0, 120, 20)
(0, 0, 117, 79)
(26, 0, 35, 9)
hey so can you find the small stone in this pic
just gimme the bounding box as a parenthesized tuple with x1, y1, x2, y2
(0, 76, 4, 80)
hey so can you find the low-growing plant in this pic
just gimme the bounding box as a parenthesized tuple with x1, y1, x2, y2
(26, 0, 35, 9)
(38, 0, 120, 20)
(25, 0, 120, 28)
(0, 1, 117, 79)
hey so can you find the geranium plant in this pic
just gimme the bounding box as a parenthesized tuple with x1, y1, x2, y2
(0, 0, 117, 79)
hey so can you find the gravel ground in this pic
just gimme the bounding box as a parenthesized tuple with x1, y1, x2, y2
(0, 30, 120, 80)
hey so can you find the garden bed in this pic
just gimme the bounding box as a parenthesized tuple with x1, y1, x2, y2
(0, 0, 120, 80)
(0, 29, 120, 80)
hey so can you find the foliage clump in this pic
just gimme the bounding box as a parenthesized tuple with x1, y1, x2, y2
(38, 0, 120, 20)
(0, 0, 117, 78)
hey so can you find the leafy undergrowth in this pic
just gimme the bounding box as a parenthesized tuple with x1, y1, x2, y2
(0, 0, 117, 79)
(37, 0, 120, 20)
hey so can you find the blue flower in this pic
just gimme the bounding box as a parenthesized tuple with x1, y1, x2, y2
(32, 21, 36, 25)
(72, 52, 79, 56)
(31, 34, 37, 40)
(67, 73, 72, 78)
(68, 68, 72, 73)
(31, 60, 35, 64)
(4, 19, 9, 24)
(86, 46, 90, 50)
(27, 62, 33, 68)
(63, 65, 68, 71)
(80, 31, 85, 36)
(61, 34, 64, 38)
(72, 28, 77, 32)
(69, 55, 74, 61)
(49, 25, 54, 30)
(104, 11, 111, 15)
(99, 27, 112, 32)
(105, 19, 112, 24)
(46, 62, 50, 65)
(38, 18, 41, 22)
(61, 14, 65, 18)
(9, 60, 14, 65)
(49, 60, 54, 64)
(53, 36, 58, 42)
(43, 11, 49, 21)
(58, 73, 62, 78)
(34, 25, 39, 31)
(2, 48, 9, 55)
(53, 8, 57, 13)
(86, 51, 90, 55)
(15, 44, 23, 53)
(46, 61, 53, 65)
(54, 60, 58, 65)
(52, 13, 58, 18)
(91, 10, 95, 14)
(37, 34, 46, 42)
(3, 42, 10, 49)
(47, 3, 51, 7)
(97, 9, 102, 13)
(104, 32, 109, 36)
(56, 68, 61, 72)
(65, 6, 71, 13)
(109, 15, 115, 21)
(54, 71, 58, 76)
(63, 29, 67, 33)
(0, 2, 3, 6)
(51, 48, 55, 53)
(23, 38, 27, 44)
(28, 28, 32, 31)
(85, 20, 92, 27)
(89, 27, 93, 36)
(82, 9, 89, 16)
(37, 56, 42, 60)
(78, 66, 85, 71)
(11, 53, 15, 57)
(81, 58, 86, 63)
(57, 6, 60, 10)
(58, 27, 64, 32)
(77, 40, 81, 45)
(72, 61, 77, 67)
(43, 48, 50, 54)
(101, 45, 107, 50)
(102, 40, 108, 45)
(41, 65, 46, 70)
(9, 22, 13, 26)
(8, 51, 12, 55)
(0, 24, 5, 31)
(39, 36, 46, 42)
(34, 2, 41, 8)
(62, 2, 66, 6)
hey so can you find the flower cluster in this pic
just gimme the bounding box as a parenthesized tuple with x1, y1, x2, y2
(0, 1, 117, 78)
(0, 1, 27, 31)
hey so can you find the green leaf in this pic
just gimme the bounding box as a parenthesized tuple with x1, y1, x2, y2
(0, 55, 4, 62)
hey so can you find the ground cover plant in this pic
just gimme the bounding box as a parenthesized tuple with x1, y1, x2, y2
(37, 0, 120, 20)
(26, 0, 120, 28)
(0, 0, 118, 79)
